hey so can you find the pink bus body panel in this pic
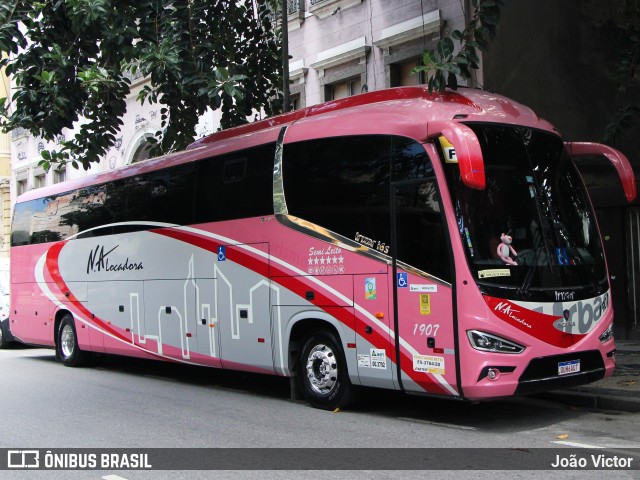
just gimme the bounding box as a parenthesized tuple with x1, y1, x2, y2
(10, 87, 619, 401)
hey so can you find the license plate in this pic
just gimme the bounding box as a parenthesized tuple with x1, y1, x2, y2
(558, 359, 580, 375)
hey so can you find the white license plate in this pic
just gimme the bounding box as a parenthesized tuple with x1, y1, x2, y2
(558, 359, 580, 375)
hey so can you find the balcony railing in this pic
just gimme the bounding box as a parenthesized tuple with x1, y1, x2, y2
(11, 127, 28, 141)
(123, 62, 145, 84)
(288, 0, 303, 14)
(309, 0, 361, 19)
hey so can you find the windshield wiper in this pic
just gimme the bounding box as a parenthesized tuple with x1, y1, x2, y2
(518, 247, 541, 298)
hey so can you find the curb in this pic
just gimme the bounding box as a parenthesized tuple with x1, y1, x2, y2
(537, 389, 640, 413)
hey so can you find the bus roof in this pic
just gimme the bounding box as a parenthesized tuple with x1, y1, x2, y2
(188, 86, 557, 149)
(16, 86, 558, 204)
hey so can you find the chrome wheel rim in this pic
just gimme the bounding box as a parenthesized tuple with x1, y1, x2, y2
(60, 324, 75, 358)
(305, 343, 338, 395)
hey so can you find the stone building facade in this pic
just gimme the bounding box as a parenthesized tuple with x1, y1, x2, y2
(1, 62, 11, 262)
(286, 0, 468, 108)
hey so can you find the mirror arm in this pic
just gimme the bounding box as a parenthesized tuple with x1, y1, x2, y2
(566, 142, 637, 202)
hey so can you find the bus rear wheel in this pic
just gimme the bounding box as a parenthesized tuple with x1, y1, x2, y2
(298, 330, 358, 410)
(57, 315, 89, 367)
(0, 321, 8, 348)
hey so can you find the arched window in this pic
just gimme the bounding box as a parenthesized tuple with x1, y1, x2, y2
(131, 134, 154, 164)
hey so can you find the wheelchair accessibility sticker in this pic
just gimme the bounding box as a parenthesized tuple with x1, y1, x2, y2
(397, 272, 408, 288)
(217, 246, 226, 262)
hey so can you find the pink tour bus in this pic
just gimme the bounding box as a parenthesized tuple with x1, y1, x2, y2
(10, 86, 636, 409)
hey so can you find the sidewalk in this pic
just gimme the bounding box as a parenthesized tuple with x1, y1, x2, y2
(540, 341, 640, 412)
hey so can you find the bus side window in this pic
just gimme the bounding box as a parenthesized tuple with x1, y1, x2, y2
(195, 143, 275, 223)
(223, 158, 247, 184)
(392, 138, 451, 282)
(141, 166, 197, 226)
(10, 201, 34, 246)
(282, 135, 392, 251)
(12, 194, 83, 245)
(73, 184, 117, 237)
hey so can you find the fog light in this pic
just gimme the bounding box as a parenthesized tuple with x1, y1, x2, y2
(487, 368, 499, 381)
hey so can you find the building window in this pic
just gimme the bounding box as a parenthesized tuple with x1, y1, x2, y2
(310, 36, 369, 102)
(131, 137, 153, 164)
(287, 0, 305, 30)
(325, 77, 362, 101)
(373, 9, 442, 89)
(288, 59, 308, 109)
(17, 179, 27, 196)
(33, 174, 46, 190)
(291, 93, 301, 111)
(54, 168, 66, 184)
(390, 59, 426, 87)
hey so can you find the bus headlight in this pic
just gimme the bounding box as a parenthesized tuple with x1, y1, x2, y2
(467, 330, 525, 354)
(599, 324, 614, 343)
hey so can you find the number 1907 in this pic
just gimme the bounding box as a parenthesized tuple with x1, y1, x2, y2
(412, 323, 440, 336)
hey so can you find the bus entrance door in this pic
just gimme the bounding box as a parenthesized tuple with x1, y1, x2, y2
(391, 178, 459, 397)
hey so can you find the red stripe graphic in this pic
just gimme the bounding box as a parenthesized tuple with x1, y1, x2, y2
(43, 227, 454, 396)
(152, 228, 453, 396)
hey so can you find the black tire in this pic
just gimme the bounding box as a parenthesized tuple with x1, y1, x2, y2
(0, 320, 9, 349)
(56, 315, 89, 367)
(297, 330, 359, 410)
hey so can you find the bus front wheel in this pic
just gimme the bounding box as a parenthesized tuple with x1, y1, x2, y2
(57, 315, 88, 367)
(297, 330, 358, 410)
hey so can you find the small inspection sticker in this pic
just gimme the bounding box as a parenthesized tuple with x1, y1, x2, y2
(410, 284, 438, 293)
(413, 354, 445, 375)
(478, 269, 511, 279)
(357, 354, 370, 368)
(419, 294, 431, 315)
(370, 349, 387, 370)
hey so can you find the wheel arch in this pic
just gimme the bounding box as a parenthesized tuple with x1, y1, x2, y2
(284, 311, 352, 378)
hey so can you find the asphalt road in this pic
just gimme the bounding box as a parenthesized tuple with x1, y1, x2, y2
(1, 345, 639, 480)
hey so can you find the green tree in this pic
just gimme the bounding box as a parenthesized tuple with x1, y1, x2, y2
(413, 0, 503, 92)
(0, 0, 282, 171)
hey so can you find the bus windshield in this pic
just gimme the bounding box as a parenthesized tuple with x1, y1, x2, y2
(442, 123, 607, 301)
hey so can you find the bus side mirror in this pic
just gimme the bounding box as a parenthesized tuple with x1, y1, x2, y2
(428, 121, 485, 190)
(565, 142, 637, 202)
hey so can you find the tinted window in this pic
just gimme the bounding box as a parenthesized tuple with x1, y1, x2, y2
(195, 143, 275, 222)
(11, 196, 72, 246)
(283, 135, 450, 281)
(124, 163, 198, 225)
(393, 141, 450, 281)
(283, 135, 392, 253)
(12, 142, 277, 246)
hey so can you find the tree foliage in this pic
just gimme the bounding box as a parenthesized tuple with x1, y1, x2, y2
(413, 0, 503, 92)
(0, 0, 282, 170)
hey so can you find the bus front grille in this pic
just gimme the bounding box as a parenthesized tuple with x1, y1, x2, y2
(515, 350, 606, 396)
